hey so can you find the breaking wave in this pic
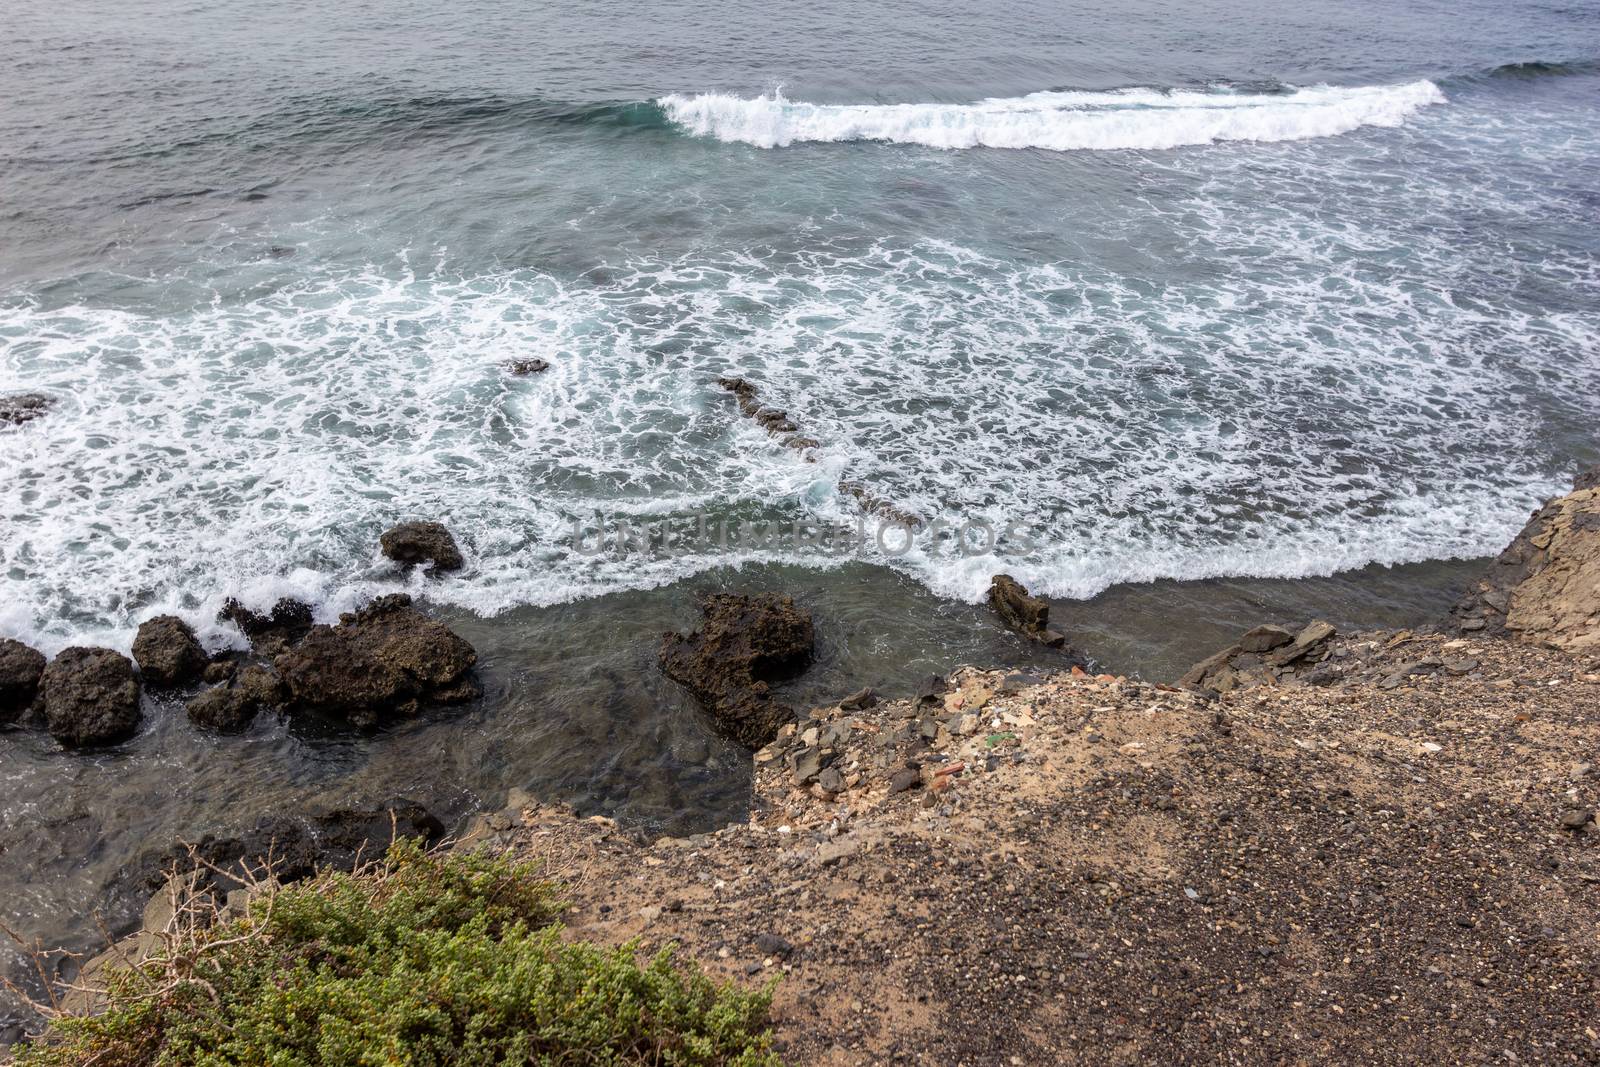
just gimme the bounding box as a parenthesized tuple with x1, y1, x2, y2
(657, 80, 1446, 150)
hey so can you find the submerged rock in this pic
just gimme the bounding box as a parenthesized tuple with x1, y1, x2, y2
(131, 614, 207, 687)
(129, 800, 446, 899)
(659, 592, 815, 748)
(41, 647, 142, 747)
(1450, 473, 1600, 652)
(987, 574, 1072, 651)
(379, 521, 465, 572)
(273, 594, 479, 729)
(186, 666, 285, 732)
(507, 357, 550, 375)
(0, 638, 47, 725)
(0, 392, 52, 426)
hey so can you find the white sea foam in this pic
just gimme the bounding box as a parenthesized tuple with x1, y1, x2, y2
(2, 88, 1597, 652)
(658, 81, 1447, 150)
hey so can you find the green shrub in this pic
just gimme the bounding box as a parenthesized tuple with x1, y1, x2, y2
(18, 840, 778, 1066)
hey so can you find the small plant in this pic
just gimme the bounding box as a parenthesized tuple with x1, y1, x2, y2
(12, 840, 779, 1066)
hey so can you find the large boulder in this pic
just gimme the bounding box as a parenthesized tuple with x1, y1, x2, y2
(131, 615, 207, 687)
(0, 392, 52, 426)
(659, 592, 815, 748)
(0, 638, 47, 725)
(1450, 473, 1600, 652)
(273, 594, 479, 729)
(41, 647, 142, 747)
(987, 574, 1075, 652)
(379, 521, 464, 572)
(186, 666, 286, 732)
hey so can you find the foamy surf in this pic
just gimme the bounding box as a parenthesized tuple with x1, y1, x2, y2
(657, 80, 1446, 150)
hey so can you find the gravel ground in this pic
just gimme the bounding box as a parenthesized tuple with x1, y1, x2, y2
(470, 628, 1600, 1065)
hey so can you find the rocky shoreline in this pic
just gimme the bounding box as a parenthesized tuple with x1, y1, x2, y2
(5, 470, 1599, 1062)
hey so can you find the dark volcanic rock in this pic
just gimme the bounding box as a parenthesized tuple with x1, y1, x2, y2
(220, 597, 315, 655)
(507, 358, 550, 375)
(186, 666, 285, 732)
(379, 521, 464, 572)
(41, 647, 142, 747)
(131, 615, 207, 687)
(273, 594, 479, 729)
(0, 393, 53, 426)
(659, 592, 815, 748)
(987, 574, 1072, 651)
(131, 800, 445, 899)
(0, 638, 47, 725)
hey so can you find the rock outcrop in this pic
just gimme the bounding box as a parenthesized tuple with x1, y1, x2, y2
(379, 521, 465, 572)
(659, 592, 815, 748)
(0, 638, 47, 725)
(220, 597, 315, 655)
(1178, 620, 1338, 693)
(273, 594, 479, 729)
(40, 647, 142, 746)
(1451, 471, 1600, 652)
(0, 392, 52, 426)
(507, 358, 550, 375)
(131, 615, 207, 687)
(186, 666, 285, 732)
(987, 574, 1074, 651)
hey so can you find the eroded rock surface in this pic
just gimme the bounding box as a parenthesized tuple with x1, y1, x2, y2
(379, 521, 464, 572)
(987, 574, 1077, 653)
(186, 665, 285, 732)
(273, 594, 479, 729)
(0, 393, 52, 426)
(131, 615, 207, 687)
(1179, 620, 1338, 693)
(659, 592, 815, 748)
(1452, 474, 1600, 652)
(221, 597, 315, 655)
(41, 647, 142, 746)
(0, 638, 47, 725)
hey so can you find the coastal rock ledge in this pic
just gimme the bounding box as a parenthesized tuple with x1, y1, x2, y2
(660, 592, 815, 748)
(41, 647, 142, 746)
(1451, 467, 1600, 652)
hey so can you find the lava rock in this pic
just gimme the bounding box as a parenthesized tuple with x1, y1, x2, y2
(273, 594, 479, 729)
(220, 597, 315, 654)
(186, 666, 285, 732)
(41, 647, 142, 747)
(129, 800, 445, 899)
(131, 615, 207, 687)
(659, 592, 815, 749)
(379, 521, 464, 572)
(0, 638, 47, 725)
(0, 392, 52, 426)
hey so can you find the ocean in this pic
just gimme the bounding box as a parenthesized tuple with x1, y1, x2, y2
(2, 0, 1598, 1025)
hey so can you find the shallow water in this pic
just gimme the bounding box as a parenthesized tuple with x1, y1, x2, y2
(2, 0, 1598, 1031)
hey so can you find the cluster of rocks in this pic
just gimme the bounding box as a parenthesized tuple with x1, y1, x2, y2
(0, 392, 53, 427)
(0, 523, 478, 747)
(714, 376, 922, 529)
(659, 591, 816, 748)
(1451, 465, 1600, 652)
(1177, 619, 1341, 693)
